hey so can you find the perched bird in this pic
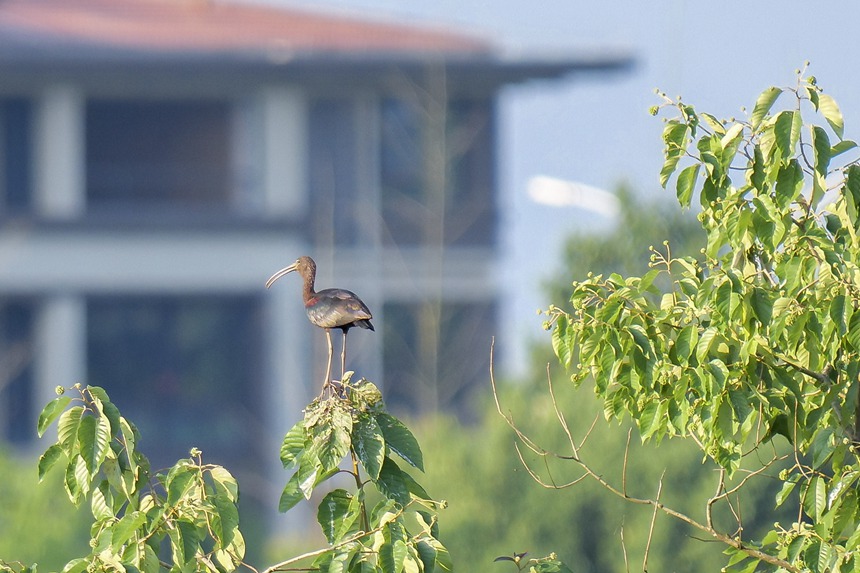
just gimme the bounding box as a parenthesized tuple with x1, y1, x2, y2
(266, 256, 374, 389)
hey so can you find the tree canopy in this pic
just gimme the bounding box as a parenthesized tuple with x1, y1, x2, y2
(530, 68, 860, 572)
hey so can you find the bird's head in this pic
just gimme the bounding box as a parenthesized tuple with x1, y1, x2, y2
(266, 256, 316, 288)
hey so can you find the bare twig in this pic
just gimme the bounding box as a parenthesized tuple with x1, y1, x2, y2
(488, 343, 802, 573)
(622, 428, 632, 497)
(706, 468, 726, 531)
(620, 518, 631, 573)
(547, 363, 579, 459)
(642, 472, 665, 573)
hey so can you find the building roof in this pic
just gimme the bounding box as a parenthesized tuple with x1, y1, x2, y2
(0, 0, 634, 92)
(0, 0, 490, 56)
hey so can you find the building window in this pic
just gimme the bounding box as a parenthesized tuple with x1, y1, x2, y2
(446, 99, 496, 246)
(0, 300, 35, 445)
(0, 98, 33, 213)
(86, 296, 263, 475)
(380, 97, 425, 246)
(382, 300, 495, 418)
(86, 100, 233, 211)
(379, 96, 496, 247)
(308, 99, 363, 245)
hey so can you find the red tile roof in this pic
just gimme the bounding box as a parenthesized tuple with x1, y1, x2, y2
(0, 0, 492, 56)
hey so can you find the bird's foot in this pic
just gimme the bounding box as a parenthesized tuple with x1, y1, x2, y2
(321, 378, 346, 399)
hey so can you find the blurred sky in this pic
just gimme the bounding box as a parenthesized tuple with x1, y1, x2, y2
(270, 0, 860, 373)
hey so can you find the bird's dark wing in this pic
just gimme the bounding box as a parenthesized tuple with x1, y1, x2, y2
(308, 288, 373, 329)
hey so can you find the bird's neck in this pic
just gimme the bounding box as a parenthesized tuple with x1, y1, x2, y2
(302, 280, 316, 302)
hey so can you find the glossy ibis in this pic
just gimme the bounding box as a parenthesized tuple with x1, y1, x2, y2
(266, 256, 374, 389)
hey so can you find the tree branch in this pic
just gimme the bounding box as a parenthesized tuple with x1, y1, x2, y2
(489, 345, 802, 573)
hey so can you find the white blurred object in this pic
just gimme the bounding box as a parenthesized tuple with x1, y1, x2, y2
(527, 175, 620, 218)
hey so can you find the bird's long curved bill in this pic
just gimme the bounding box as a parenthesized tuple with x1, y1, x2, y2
(265, 263, 298, 288)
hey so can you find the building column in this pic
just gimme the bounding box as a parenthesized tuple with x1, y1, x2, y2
(260, 86, 307, 218)
(33, 295, 87, 425)
(33, 84, 86, 219)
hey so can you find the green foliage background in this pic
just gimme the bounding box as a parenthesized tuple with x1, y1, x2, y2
(0, 449, 90, 570)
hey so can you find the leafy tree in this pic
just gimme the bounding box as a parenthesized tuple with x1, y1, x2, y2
(510, 67, 860, 572)
(3, 377, 457, 573)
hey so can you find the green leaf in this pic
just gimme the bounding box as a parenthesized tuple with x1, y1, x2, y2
(750, 288, 773, 325)
(701, 112, 726, 135)
(317, 489, 358, 544)
(280, 420, 306, 470)
(808, 476, 827, 521)
(628, 324, 653, 358)
(829, 294, 849, 335)
(831, 139, 857, 157)
(169, 519, 200, 566)
(211, 483, 240, 547)
(420, 539, 452, 573)
(57, 406, 85, 452)
(354, 413, 385, 480)
(349, 378, 385, 411)
(376, 457, 412, 506)
(811, 427, 835, 469)
(696, 327, 717, 362)
(78, 414, 111, 477)
(60, 559, 88, 573)
(674, 325, 697, 362)
(719, 123, 745, 165)
(278, 471, 307, 513)
(110, 510, 146, 551)
(310, 403, 353, 474)
(91, 479, 112, 521)
(819, 92, 844, 139)
(38, 443, 65, 482)
(551, 313, 574, 368)
(37, 396, 71, 438)
(279, 461, 336, 512)
(750, 86, 781, 130)
(209, 465, 239, 502)
(380, 525, 408, 573)
(675, 164, 700, 208)
(660, 121, 688, 187)
(774, 110, 800, 160)
(64, 454, 89, 505)
(637, 399, 661, 440)
(417, 541, 439, 573)
(166, 465, 197, 506)
(727, 388, 752, 426)
(812, 125, 831, 176)
(376, 412, 424, 471)
(774, 160, 803, 208)
(776, 478, 798, 507)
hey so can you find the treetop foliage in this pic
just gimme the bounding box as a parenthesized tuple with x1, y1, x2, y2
(7, 376, 456, 573)
(543, 67, 860, 572)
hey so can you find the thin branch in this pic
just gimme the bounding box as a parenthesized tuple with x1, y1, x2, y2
(547, 363, 579, 459)
(488, 345, 803, 573)
(513, 442, 588, 490)
(622, 428, 632, 497)
(706, 468, 725, 531)
(620, 518, 631, 573)
(642, 472, 664, 573)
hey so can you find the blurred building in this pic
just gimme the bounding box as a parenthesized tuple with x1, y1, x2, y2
(0, 0, 630, 523)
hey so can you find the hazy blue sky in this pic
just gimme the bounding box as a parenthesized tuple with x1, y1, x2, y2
(274, 0, 860, 372)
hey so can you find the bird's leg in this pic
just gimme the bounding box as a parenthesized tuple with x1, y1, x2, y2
(323, 328, 334, 394)
(341, 330, 348, 383)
